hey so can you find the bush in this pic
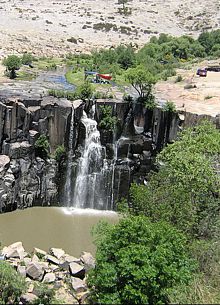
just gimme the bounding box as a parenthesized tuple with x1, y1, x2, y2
(88, 216, 195, 304)
(76, 81, 93, 101)
(32, 283, 57, 304)
(54, 145, 66, 162)
(3, 55, 21, 79)
(21, 53, 34, 65)
(0, 261, 26, 304)
(128, 121, 220, 237)
(35, 135, 50, 160)
(162, 100, 176, 112)
(99, 105, 118, 131)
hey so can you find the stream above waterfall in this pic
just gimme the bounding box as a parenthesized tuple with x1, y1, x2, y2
(0, 207, 118, 257)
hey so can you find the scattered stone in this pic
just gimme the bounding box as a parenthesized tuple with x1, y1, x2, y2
(17, 265, 26, 277)
(2, 242, 25, 260)
(50, 248, 65, 259)
(32, 254, 39, 263)
(71, 277, 87, 294)
(33, 247, 47, 259)
(59, 254, 80, 270)
(20, 293, 38, 304)
(80, 252, 95, 271)
(43, 272, 56, 283)
(23, 257, 32, 266)
(26, 262, 44, 281)
(46, 254, 60, 265)
(69, 262, 85, 279)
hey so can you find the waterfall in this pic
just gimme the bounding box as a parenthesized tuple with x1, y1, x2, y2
(64, 106, 74, 206)
(72, 111, 108, 209)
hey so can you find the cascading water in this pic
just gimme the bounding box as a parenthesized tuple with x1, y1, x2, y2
(72, 110, 109, 209)
(64, 106, 75, 206)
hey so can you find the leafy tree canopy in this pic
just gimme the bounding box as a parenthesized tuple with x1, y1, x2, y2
(88, 216, 195, 304)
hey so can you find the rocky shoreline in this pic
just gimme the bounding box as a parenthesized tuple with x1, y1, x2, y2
(1, 242, 94, 304)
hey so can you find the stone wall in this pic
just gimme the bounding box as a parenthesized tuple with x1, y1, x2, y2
(0, 94, 83, 212)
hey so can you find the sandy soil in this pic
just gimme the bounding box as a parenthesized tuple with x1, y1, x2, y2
(0, 0, 219, 57)
(155, 62, 220, 117)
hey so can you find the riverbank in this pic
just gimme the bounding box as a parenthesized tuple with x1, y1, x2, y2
(1, 241, 94, 304)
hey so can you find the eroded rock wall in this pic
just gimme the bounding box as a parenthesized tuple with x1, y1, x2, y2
(0, 95, 83, 212)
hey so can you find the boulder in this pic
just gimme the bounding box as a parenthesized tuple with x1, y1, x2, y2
(43, 272, 56, 283)
(20, 293, 38, 304)
(69, 262, 85, 279)
(50, 248, 65, 259)
(2, 242, 25, 260)
(59, 254, 80, 270)
(46, 254, 60, 265)
(71, 277, 87, 294)
(17, 265, 26, 277)
(26, 262, 44, 281)
(80, 252, 95, 271)
(33, 247, 47, 258)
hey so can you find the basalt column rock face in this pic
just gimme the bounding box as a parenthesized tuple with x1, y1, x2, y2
(0, 94, 83, 212)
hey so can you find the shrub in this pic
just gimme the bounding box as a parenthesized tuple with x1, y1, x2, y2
(99, 105, 118, 131)
(32, 283, 57, 304)
(162, 100, 176, 112)
(35, 135, 50, 160)
(54, 145, 66, 162)
(76, 81, 93, 101)
(88, 216, 195, 304)
(3, 55, 21, 79)
(129, 121, 220, 237)
(0, 261, 26, 304)
(21, 53, 34, 65)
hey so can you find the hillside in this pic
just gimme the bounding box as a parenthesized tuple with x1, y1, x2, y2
(0, 0, 219, 57)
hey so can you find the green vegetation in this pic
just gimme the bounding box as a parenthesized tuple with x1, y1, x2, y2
(129, 121, 220, 237)
(54, 145, 66, 163)
(21, 53, 34, 65)
(35, 135, 50, 160)
(162, 100, 176, 112)
(32, 283, 58, 304)
(125, 66, 157, 107)
(89, 120, 220, 304)
(88, 216, 195, 304)
(0, 261, 26, 304)
(48, 89, 77, 101)
(76, 80, 93, 101)
(99, 105, 118, 131)
(3, 55, 21, 79)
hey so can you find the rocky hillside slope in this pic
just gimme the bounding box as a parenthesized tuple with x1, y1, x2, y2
(0, 0, 219, 57)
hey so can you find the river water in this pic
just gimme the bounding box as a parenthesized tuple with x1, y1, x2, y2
(0, 207, 118, 257)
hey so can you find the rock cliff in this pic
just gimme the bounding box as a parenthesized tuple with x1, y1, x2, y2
(0, 92, 218, 212)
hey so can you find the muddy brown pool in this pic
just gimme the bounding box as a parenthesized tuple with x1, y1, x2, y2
(0, 207, 118, 257)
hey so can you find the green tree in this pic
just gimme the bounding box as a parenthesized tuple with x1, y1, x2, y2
(129, 121, 220, 237)
(125, 66, 157, 105)
(88, 216, 194, 304)
(35, 135, 50, 160)
(0, 261, 26, 304)
(3, 55, 21, 79)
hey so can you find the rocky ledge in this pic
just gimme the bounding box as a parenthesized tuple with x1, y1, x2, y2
(1, 242, 94, 304)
